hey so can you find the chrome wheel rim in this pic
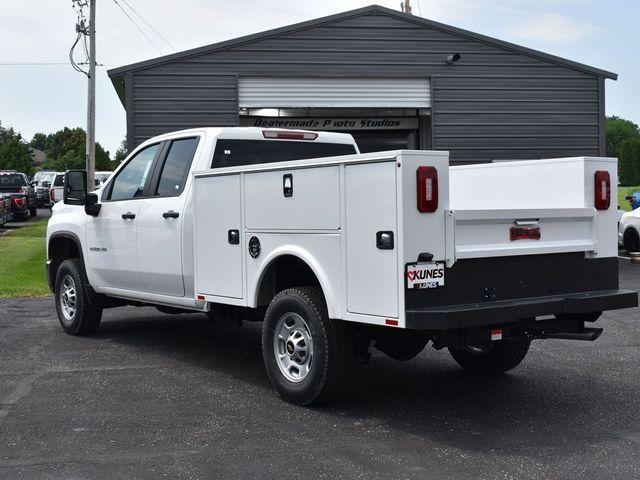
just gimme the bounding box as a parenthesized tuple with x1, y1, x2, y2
(273, 313, 314, 383)
(60, 275, 77, 323)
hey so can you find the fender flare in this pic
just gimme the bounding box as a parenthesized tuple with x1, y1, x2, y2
(48, 231, 86, 287)
(250, 245, 340, 319)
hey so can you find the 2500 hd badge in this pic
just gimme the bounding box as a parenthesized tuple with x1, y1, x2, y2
(406, 262, 445, 289)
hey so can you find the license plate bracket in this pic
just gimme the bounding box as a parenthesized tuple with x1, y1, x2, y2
(406, 262, 445, 289)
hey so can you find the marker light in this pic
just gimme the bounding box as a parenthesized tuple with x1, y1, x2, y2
(262, 130, 318, 140)
(594, 170, 610, 210)
(416, 166, 438, 213)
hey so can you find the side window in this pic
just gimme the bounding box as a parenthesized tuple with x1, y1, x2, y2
(108, 143, 160, 201)
(155, 137, 199, 197)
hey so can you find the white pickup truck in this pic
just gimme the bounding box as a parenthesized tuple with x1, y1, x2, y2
(46, 127, 637, 405)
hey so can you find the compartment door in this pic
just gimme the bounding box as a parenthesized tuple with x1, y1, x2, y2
(195, 175, 243, 299)
(345, 162, 398, 318)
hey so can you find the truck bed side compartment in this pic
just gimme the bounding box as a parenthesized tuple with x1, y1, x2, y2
(345, 161, 398, 318)
(194, 174, 244, 299)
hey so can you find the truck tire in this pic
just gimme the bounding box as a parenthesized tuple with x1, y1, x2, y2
(448, 340, 530, 373)
(624, 228, 640, 253)
(29, 206, 37, 217)
(262, 287, 353, 406)
(54, 258, 102, 335)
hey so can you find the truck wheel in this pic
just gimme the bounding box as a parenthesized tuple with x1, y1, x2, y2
(262, 287, 352, 406)
(624, 228, 640, 253)
(54, 258, 102, 335)
(448, 340, 530, 373)
(29, 206, 37, 217)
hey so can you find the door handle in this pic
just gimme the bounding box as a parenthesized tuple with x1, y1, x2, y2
(163, 210, 180, 219)
(122, 212, 136, 220)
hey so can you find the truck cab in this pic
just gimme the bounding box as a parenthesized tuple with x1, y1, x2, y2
(46, 127, 637, 405)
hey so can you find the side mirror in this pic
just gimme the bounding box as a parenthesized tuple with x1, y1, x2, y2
(84, 193, 101, 217)
(63, 170, 87, 205)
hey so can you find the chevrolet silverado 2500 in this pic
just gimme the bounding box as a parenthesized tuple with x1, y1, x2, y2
(46, 127, 637, 405)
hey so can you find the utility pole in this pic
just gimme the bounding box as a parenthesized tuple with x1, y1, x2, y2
(86, 0, 96, 191)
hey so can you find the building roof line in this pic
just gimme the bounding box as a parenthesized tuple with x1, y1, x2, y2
(107, 4, 617, 80)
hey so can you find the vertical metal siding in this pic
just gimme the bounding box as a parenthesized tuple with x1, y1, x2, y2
(238, 77, 430, 108)
(128, 12, 604, 161)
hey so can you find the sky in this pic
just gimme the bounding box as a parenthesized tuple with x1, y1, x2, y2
(0, 0, 637, 155)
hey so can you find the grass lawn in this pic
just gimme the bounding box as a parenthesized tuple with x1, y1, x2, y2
(0, 219, 50, 298)
(618, 185, 640, 212)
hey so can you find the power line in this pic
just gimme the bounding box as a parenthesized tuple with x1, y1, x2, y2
(112, 0, 163, 54)
(119, 0, 176, 52)
(0, 63, 112, 66)
(69, 32, 90, 76)
(70, 0, 90, 76)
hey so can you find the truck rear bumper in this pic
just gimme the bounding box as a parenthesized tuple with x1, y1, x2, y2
(405, 289, 637, 330)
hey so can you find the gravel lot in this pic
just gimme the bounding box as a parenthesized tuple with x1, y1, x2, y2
(0, 260, 639, 479)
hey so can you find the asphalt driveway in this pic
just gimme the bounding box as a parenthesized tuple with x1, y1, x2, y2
(0, 260, 639, 479)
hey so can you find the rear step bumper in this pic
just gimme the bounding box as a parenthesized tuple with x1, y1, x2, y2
(405, 289, 638, 330)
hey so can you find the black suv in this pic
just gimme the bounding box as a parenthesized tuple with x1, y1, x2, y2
(0, 172, 37, 220)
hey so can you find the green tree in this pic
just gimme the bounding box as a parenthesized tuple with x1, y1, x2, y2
(41, 127, 113, 171)
(620, 138, 640, 186)
(30, 132, 47, 151)
(0, 121, 22, 146)
(113, 139, 129, 164)
(606, 116, 640, 159)
(0, 139, 34, 176)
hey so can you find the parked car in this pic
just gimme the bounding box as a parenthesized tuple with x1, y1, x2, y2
(49, 173, 65, 206)
(47, 127, 636, 406)
(0, 194, 12, 226)
(32, 170, 56, 185)
(34, 171, 58, 207)
(618, 209, 640, 252)
(94, 171, 112, 187)
(0, 171, 37, 220)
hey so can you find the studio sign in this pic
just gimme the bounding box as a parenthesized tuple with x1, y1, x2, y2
(245, 117, 418, 131)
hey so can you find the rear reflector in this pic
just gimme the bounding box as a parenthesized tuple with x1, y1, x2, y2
(196, 295, 205, 301)
(262, 130, 318, 141)
(416, 166, 438, 212)
(594, 170, 610, 210)
(385, 319, 399, 326)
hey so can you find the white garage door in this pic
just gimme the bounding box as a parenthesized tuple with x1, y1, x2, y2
(239, 77, 431, 109)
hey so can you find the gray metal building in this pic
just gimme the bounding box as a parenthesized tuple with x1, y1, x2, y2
(108, 5, 616, 163)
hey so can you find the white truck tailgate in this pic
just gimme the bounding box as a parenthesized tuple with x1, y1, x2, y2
(447, 157, 618, 264)
(449, 207, 597, 261)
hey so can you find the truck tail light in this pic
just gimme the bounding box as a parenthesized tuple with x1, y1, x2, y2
(50, 188, 55, 202)
(416, 166, 438, 212)
(12, 197, 25, 209)
(262, 130, 318, 141)
(594, 170, 610, 210)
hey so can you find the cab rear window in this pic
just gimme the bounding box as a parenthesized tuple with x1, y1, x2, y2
(0, 174, 26, 187)
(212, 140, 356, 168)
